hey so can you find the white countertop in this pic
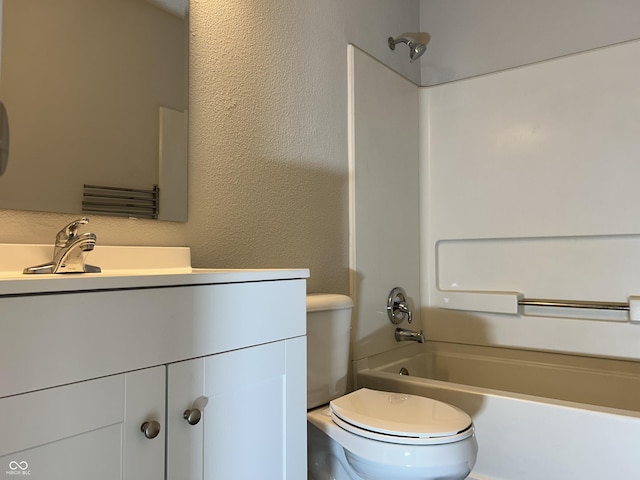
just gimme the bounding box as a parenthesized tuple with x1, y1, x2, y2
(0, 244, 309, 296)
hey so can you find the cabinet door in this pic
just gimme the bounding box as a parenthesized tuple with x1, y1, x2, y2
(0, 367, 165, 480)
(167, 337, 307, 480)
(123, 366, 166, 480)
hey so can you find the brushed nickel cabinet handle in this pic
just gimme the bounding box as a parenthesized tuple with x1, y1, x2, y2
(183, 395, 208, 426)
(183, 408, 202, 425)
(140, 420, 161, 439)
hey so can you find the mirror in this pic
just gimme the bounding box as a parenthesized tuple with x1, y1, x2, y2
(0, 0, 188, 221)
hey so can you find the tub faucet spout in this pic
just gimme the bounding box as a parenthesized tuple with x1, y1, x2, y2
(394, 327, 425, 344)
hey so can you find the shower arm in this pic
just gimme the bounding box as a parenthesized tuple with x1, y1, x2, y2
(388, 36, 411, 50)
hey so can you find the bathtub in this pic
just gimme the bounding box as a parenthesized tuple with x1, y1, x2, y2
(355, 343, 640, 480)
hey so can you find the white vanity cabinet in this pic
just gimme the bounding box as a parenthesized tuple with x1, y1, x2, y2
(0, 269, 308, 480)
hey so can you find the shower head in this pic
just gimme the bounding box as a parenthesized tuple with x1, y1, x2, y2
(388, 32, 430, 62)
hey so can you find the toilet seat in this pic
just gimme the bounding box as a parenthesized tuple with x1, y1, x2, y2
(330, 388, 474, 445)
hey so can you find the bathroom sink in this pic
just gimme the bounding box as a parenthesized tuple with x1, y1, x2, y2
(0, 243, 192, 277)
(0, 244, 309, 296)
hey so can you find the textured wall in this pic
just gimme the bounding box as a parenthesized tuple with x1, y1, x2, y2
(0, 0, 419, 294)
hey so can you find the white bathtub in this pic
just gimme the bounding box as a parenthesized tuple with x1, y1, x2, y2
(355, 344, 640, 480)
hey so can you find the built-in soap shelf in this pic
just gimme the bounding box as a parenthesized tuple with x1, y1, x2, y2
(435, 235, 640, 324)
(434, 290, 640, 323)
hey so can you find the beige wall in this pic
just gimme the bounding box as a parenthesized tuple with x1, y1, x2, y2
(0, 0, 420, 294)
(419, 0, 640, 85)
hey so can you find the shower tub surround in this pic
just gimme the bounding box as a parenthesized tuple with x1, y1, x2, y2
(423, 39, 640, 361)
(349, 39, 640, 480)
(355, 344, 640, 480)
(408, 36, 640, 479)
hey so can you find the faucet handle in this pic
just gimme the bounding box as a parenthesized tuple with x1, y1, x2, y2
(387, 287, 413, 324)
(56, 217, 90, 245)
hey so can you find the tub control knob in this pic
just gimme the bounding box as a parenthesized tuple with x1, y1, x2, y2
(140, 420, 161, 439)
(183, 408, 202, 425)
(387, 287, 413, 324)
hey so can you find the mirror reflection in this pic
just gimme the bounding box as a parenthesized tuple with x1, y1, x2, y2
(0, 0, 188, 221)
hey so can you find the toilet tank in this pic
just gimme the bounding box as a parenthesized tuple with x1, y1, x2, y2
(307, 294, 354, 409)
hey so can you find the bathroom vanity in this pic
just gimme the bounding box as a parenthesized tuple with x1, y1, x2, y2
(0, 246, 308, 480)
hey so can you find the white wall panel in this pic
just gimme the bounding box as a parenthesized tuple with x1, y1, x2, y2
(349, 46, 421, 360)
(422, 40, 640, 360)
(427, 39, 640, 240)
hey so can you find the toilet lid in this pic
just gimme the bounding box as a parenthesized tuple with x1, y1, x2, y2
(330, 388, 473, 445)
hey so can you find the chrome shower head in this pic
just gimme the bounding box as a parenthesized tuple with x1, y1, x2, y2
(388, 32, 430, 63)
(409, 42, 427, 62)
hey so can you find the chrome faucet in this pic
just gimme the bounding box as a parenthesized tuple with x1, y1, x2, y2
(23, 218, 101, 274)
(394, 327, 425, 344)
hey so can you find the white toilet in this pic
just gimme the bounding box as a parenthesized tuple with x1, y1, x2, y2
(306, 294, 478, 480)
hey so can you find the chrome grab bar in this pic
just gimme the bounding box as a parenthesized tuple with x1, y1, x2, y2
(518, 298, 629, 311)
(435, 290, 640, 322)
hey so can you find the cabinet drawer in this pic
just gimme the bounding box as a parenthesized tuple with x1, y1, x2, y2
(0, 279, 306, 397)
